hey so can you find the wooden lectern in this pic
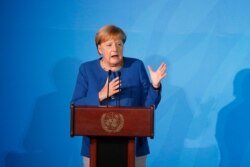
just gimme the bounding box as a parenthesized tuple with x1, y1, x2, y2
(70, 105, 154, 167)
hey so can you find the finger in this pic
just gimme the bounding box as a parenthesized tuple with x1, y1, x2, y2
(160, 63, 166, 69)
(158, 66, 167, 76)
(113, 84, 121, 90)
(160, 66, 167, 74)
(114, 77, 121, 83)
(161, 73, 167, 79)
(110, 79, 119, 86)
(158, 63, 166, 71)
(112, 89, 120, 94)
(110, 78, 121, 87)
(109, 78, 118, 86)
(110, 78, 121, 89)
(162, 63, 167, 71)
(110, 84, 121, 96)
(148, 65, 153, 73)
(114, 81, 122, 90)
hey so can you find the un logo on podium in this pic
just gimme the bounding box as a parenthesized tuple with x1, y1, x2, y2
(101, 112, 124, 133)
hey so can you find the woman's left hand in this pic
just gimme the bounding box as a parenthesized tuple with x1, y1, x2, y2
(148, 63, 167, 89)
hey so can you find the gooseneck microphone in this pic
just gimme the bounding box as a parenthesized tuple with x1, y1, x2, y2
(118, 71, 121, 107)
(106, 70, 112, 107)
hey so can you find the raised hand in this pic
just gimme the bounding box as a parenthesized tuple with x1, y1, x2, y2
(148, 63, 167, 88)
(98, 76, 121, 101)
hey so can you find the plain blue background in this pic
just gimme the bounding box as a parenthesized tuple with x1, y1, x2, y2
(1, 0, 250, 166)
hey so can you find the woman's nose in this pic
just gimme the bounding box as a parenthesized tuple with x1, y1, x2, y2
(111, 44, 118, 51)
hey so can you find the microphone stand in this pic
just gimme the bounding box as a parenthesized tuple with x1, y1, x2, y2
(106, 70, 111, 107)
(118, 71, 121, 107)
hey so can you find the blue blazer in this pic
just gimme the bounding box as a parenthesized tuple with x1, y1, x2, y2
(71, 57, 161, 157)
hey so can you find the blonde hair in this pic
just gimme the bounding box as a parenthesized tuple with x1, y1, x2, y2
(95, 25, 127, 49)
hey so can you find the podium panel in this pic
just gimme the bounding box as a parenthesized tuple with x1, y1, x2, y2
(70, 105, 154, 167)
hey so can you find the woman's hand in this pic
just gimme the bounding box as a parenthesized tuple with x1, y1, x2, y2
(148, 63, 167, 89)
(98, 76, 121, 101)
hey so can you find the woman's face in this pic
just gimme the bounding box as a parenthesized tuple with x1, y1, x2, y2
(98, 38, 124, 67)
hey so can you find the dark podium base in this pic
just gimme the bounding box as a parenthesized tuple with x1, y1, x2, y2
(97, 137, 128, 167)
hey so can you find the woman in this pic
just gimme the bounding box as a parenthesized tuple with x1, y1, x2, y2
(71, 25, 167, 167)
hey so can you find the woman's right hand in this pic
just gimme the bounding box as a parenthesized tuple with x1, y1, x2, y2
(98, 76, 121, 101)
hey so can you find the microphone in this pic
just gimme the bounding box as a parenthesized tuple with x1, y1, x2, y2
(106, 70, 112, 107)
(117, 71, 121, 107)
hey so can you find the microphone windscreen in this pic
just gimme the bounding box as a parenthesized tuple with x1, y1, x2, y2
(108, 70, 112, 76)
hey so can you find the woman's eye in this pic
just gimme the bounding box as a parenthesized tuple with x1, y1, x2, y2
(117, 43, 123, 46)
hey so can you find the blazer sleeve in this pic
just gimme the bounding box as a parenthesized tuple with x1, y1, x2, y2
(139, 61, 161, 108)
(71, 64, 100, 106)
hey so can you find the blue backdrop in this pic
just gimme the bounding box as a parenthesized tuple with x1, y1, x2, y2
(1, 0, 250, 166)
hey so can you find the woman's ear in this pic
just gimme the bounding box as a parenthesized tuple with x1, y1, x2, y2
(98, 45, 102, 55)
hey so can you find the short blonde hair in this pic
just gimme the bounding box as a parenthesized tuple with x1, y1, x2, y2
(95, 25, 127, 49)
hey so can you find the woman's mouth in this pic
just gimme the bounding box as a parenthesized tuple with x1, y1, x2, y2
(111, 54, 119, 58)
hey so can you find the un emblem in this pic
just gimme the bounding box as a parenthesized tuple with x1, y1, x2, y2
(101, 112, 124, 133)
